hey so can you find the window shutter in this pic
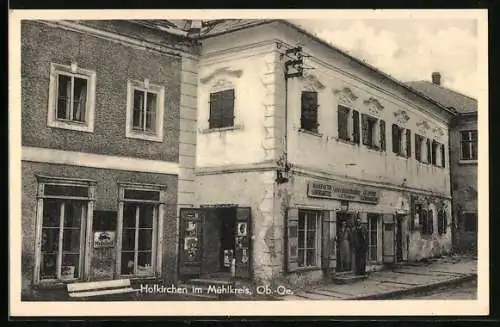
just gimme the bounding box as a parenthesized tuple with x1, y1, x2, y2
(361, 114, 370, 145)
(392, 124, 399, 153)
(379, 120, 386, 151)
(441, 144, 446, 167)
(209, 92, 222, 129)
(426, 139, 432, 163)
(222, 89, 235, 127)
(406, 129, 411, 157)
(301, 91, 318, 132)
(352, 110, 360, 144)
(286, 208, 299, 272)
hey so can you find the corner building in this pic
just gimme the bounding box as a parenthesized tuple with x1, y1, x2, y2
(182, 20, 455, 286)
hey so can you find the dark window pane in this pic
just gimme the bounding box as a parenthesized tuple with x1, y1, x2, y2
(41, 228, 59, 253)
(57, 74, 71, 120)
(42, 199, 61, 227)
(471, 141, 478, 160)
(123, 203, 137, 228)
(298, 212, 305, 229)
(72, 77, 87, 122)
(124, 189, 160, 201)
(307, 214, 316, 230)
(298, 230, 304, 248)
(44, 185, 88, 197)
(306, 249, 316, 266)
(133, 90, 145, 128)
(41, 253, 57, 279)
(338, 106, 350, 140)
(137, 251, 152, 269)
(471, 130, 477, 141)
(297, 249, 304, 267)
(122, 228, 136, 251)
(121, 252, 135, 275)
(462, 142, 471, 160)
(62, 229, 81, 253)
(138, 204, 154, 228)
(145, 92, 157, 131)
(306, 230, 316, 248)
(64, 201, 84, 227)
(138, 229, 153, 251)
(61, 254, 79, 279)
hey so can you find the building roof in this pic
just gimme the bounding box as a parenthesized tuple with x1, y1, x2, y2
(405, 81, 477, 115)
(195, 19, 456, 117)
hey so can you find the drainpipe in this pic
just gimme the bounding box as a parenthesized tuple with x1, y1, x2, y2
(448, 116, 457, 253)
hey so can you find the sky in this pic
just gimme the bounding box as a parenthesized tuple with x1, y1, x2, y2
(289, 19, 478, 99)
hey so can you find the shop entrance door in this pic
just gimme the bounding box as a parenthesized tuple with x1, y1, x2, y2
(395, 216, 403, 263)
(218, 207, 236, 273)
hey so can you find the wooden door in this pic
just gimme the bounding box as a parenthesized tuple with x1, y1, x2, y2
(178, 208, 204, 276)
(382, 214, 395, 264)
(234, 207, 251, 278)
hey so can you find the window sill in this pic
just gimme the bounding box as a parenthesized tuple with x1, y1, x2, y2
(395, 153, 410, 160)
(48, 120, 94, 133)
(363, 144, 384, 153)
(125, 130, 163, 143)
(336, 137, 358, 146)
(201, 124, 244, 134)
(459, 160, 478, 165)
(298, 129, 323, 138)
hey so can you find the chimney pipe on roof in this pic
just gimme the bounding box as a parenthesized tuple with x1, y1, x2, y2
(432, 72, 441, 86)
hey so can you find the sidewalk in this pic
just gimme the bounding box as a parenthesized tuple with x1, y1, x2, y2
(281, 256, 477, 301)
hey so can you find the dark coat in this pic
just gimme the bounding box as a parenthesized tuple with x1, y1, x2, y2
(352, 224, 368, 252)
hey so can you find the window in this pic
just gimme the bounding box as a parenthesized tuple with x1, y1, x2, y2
(406, 129, 412, 157)
(301, 91, 319, 133)
(297, 210, 321, 268)
(367, 214, 379, 262)
(337, 105, 360, 143)
(463, 212, 477, 232)
(392, 124, 406, 156)
(209, 89, 235, 129)
(118, 185, 164, 277)
(426, 139, 432, 163)
(460, 130, 478, 161)
(362, 114, 385, 150)
(47, 63, 96, 132)
(415, 134, 423, 161)
(35, 177, 95, 284)
(431, 140, 439, 166)
(419, 206, 434, 235)
(437, 209, 447, 235)
(440, 144, 446, 167)
(126, 79, 165, 142)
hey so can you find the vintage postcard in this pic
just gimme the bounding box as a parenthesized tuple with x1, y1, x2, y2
(8, 9, 489, 317)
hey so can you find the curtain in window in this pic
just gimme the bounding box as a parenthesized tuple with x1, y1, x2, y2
(72, 77, 87, 122)
(145, 92, 157, 132)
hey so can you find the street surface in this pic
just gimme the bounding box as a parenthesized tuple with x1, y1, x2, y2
(397, 279, 477, 299)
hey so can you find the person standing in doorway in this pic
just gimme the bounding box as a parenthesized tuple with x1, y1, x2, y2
(352, 216, 368, 275)
(336, 220, 352, 271)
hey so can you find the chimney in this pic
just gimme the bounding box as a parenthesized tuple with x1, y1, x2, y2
(432, 72, 441, 86)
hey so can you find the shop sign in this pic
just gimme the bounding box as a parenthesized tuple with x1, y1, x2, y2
(94, 231, 115, 248)
(307, 181, 379, 204)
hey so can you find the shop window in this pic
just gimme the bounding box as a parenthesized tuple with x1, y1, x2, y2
(463, 212, 477, 232)
(35, 176, 95, 284)
(47, 63, 96, 132)
(460, 130, 478, 161)
(367, 214, 379, 262)
(209, 89, 235, 129)
(117, 184, 165, 277)
(297, 210, 321, 268)
(126, 79, 165, 142)
(301, 91, 319, 133)
(419, 207, 434, 235)
(437, 209, 447, 235)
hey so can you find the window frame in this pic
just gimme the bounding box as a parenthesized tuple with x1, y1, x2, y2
(362, 113, 382, 150)
(126, 79, 165, 142)
(367, 213, 380, 262)
(47, 63, 96, 133)
(460, 130, 478, 162)
(300, 91, 320, 134)
(392, 123, 407, 157)
(116, 183, 166, 278)
(296, 209, 322, 269)
(34, 175, 96, 285)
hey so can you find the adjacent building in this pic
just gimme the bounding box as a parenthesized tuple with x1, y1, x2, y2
(181, 20, 456, 286)
(407, 73, 478, 254)
(20, 19, 198, 298)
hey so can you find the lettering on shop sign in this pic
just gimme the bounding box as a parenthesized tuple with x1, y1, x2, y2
(307, 181, 379, 204)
